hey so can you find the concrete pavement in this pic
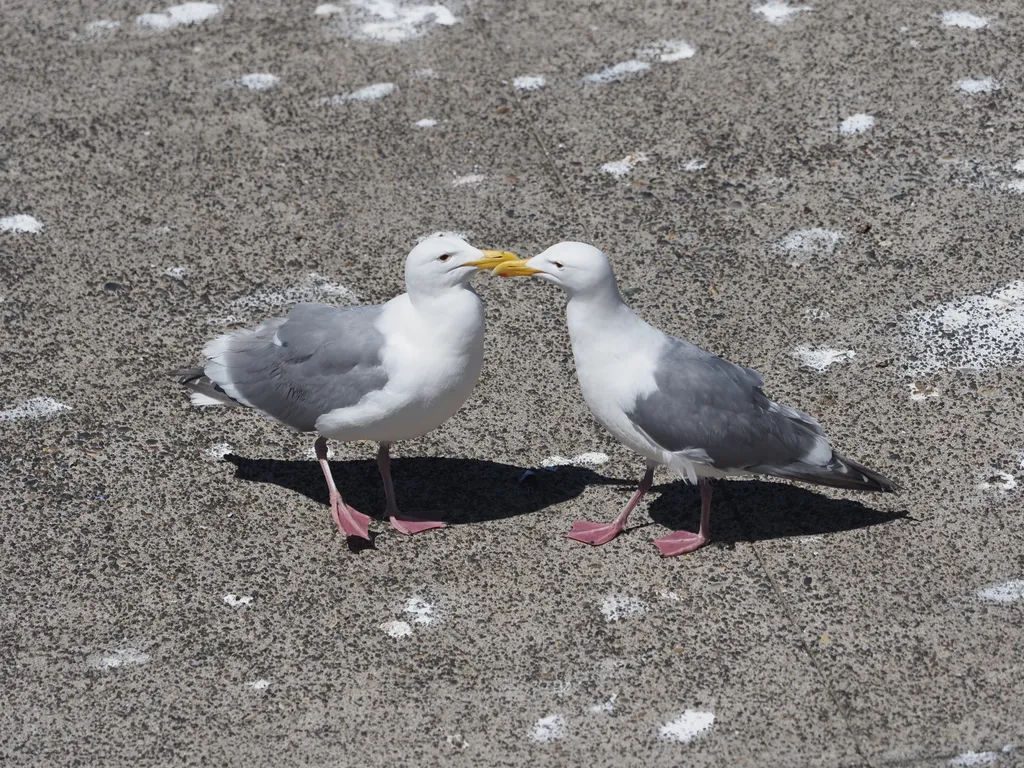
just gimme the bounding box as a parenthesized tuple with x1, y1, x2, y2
(1, 1, 1022, 765)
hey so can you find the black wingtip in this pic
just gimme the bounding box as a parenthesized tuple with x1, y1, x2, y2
(173, 366, 205, 385)
(756, 453, 898, 494)
(835, 453, 898, 494)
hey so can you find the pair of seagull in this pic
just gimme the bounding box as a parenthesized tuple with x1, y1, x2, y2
(180, 233, 894, 556)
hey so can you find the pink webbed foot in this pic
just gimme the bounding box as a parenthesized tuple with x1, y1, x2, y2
(653, 530, 709, 557)
(567, 520, 626, 546)
(330, 496, 372, 540)
(389, 513, 447, 536)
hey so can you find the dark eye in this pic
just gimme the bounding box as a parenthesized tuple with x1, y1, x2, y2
(438, 253, 452, 262)
(553, 261, 565, 269)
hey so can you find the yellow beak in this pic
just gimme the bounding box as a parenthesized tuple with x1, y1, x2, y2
(491, 258, 543, 277)
(463, 250, 520, 270)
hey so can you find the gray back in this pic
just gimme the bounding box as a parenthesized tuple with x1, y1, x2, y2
(628, 337, 824, 471)
(217, 303, 389, 432)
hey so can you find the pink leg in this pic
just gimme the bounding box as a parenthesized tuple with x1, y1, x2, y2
(316, 437, 372, 540)
(653, 478, 712, 557)
(377, 443, 447, 535)
(567, 466, 655, 546)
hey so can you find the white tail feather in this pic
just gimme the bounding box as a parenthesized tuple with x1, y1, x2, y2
(190, 392, 227, 407)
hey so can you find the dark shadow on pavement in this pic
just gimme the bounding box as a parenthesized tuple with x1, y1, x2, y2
(645, 478, 909, 544)
(223, 455, 619, 526)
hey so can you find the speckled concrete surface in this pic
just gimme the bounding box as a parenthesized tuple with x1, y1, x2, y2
(1, 1, 1022, 766)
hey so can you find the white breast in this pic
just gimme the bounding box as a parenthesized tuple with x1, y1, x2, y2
(316, 291, 485, 442)
(568, 302, 745, 484)
(567, 302, 674, 465)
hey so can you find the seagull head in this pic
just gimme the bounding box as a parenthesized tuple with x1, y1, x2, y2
(491, 241, 617, 298)
(405, 232, 519, 294)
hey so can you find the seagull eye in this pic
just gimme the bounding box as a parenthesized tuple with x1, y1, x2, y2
(553, 261, 565, 269)
(438, 253, 452, 262)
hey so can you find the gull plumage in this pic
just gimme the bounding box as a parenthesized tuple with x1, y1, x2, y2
(495, 242, 895, 556)
(178, 234, 517, 540)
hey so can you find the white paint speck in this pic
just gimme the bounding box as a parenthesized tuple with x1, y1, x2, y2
(589, 694, 618, 714)
(839, 113, 875, 135)
(802, 307, 832, 321)
(164, 266, 188, 279)
(224, 594, 253, 607)
(247, 679, 270, 690)
(754, 2, 812, 25)
(600, 153, 648, 177)
(305, 443, 334, 460)
(415, 118, 438, 127)
(452, 173, 486, 187)
(793, 344, 856, 372)
(573, 452, 609, 466)
(1, 214, 43, 234)
(446, 733, 468, 749)
(773, 228, 843, 260)
(979, 472, 1016, 492)
(637, 40, 696, 62)
(86, 19, 121, 31)
(321, 82, 397, 105)
(405, 596, 436, 624)
(683, 158, 708, 172)
(658, 589, 682, 601)
(540, 452, 609, 468)
(541, 456, 572, 467)
(950, 751, 999, 766)
(380, 619, 413, 638)
(232, 272, 355, 313)
(137, 2, 222, 29)
(659, 710, 715, 743)
(908, 280, 1024, 373)
(315, 0, 457, 43)
(136, 12, 177, 28)
(977, 580, 1024, 603)
(235, 73, 280, 91)
(513, 74, 546, 90)
(600, 595, 647, 622)
(1002, 179, 1024, 194)
(0, 397, 70, 421)
(908, 382, 939, 401)
(958, 77, 999, 94)
(530, 714, 567, 744)
(204, 442, 233, 460)
(941, 11, 990, 30)
(88, 648, 151, 669)
(583, 60, 650, 84)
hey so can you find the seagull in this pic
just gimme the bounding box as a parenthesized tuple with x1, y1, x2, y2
(494, 242, 895, 556)
(178, 234, 518, 541)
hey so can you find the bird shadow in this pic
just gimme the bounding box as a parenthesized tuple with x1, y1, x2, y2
(223, 454, 615, 529)
(645, 479, 909, 545)
(224, 454, 906, 548)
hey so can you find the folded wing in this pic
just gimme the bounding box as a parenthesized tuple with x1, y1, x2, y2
(180, 303, 390, 432)
(628, 337, 894, 492)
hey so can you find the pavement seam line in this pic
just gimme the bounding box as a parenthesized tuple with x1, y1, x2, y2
(502, 85, 595, 243)
(749, 544, 876, 768)
(472, 12, 594, 239)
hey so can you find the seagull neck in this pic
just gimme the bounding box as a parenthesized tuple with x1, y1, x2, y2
(406, 285, 483, 337)
(565, 285, 635, 338)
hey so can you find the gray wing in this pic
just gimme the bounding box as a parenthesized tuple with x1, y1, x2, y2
(202, 303, 389, 432)
(628, 337, 895, 492)
(629, 337, 827, 470)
